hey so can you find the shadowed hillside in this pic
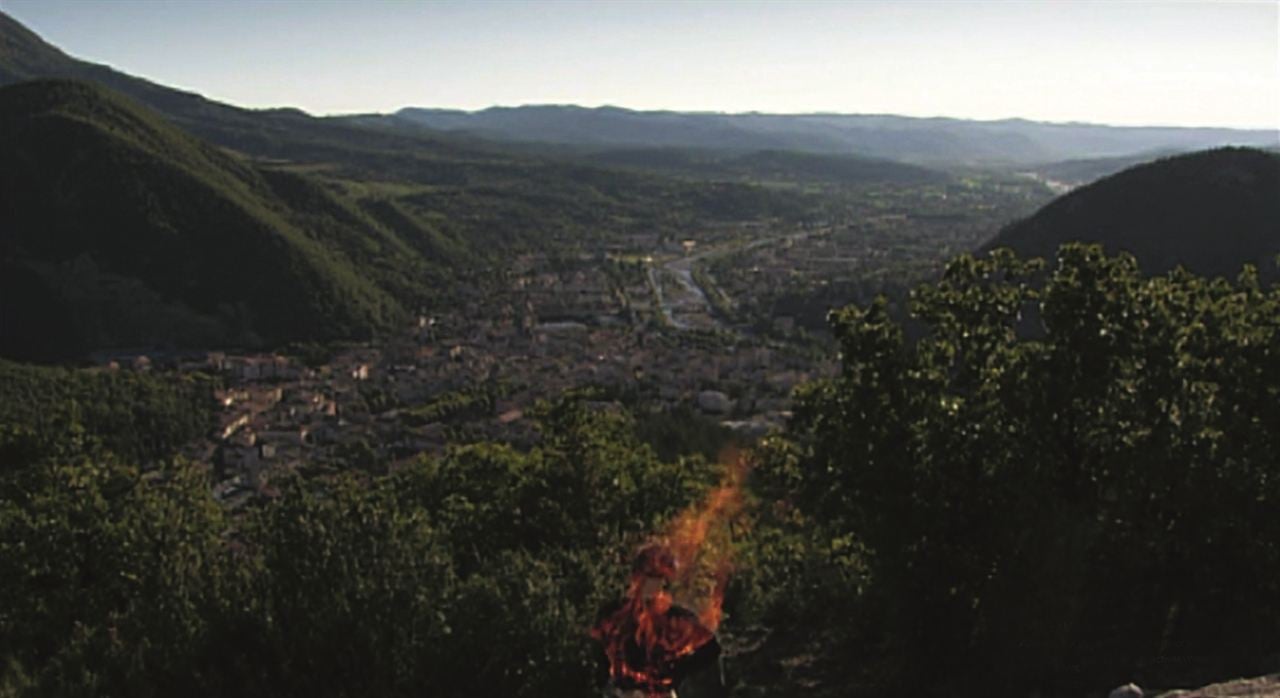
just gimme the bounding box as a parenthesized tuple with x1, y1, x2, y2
(986, 148, 1280, 279)
(0, 80, 416, 360)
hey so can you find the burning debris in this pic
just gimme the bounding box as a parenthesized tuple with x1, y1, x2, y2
(592, 452, 748, 697)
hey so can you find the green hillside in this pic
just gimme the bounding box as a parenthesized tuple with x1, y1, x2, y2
(986, 147, 1280, 279)
(0, 358, 214, 469)
(0, 79, 821, 361)
(0, 80, 413, 360)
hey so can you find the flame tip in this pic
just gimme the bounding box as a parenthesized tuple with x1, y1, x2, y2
(593, 454, 748, 686)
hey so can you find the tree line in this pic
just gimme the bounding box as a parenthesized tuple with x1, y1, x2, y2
(2, 244, 1276, 696)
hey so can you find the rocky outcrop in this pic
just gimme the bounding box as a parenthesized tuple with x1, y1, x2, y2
(1155, 674, 1280, 698)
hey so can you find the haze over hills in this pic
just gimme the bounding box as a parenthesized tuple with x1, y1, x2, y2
(568, 147, 948, 186)
(1, 4, 1278, 697)
(987, 147, 1280, 279)
(2, 7, 1275, 364)
(1020, 149, 1188, 189)
(393, 104, 1278, 167)
(0, 10, 952, 183)
(0, 11, 852, 361)
(0, 10, 958, 190)
(4, 9, 1272, 172)
(0, 10, 518, 168)
(0, 77, 836, 362)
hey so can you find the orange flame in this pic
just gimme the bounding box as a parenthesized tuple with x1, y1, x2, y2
(591, 448, 750, 693)
(661, 446, 748, 630)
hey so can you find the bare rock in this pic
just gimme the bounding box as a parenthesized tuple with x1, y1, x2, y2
(1157, 674, 1280, 697)
(1111, 684, 1144, 698)
(696, 390, 733, 415)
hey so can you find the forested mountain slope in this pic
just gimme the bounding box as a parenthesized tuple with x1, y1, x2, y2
(0, 80, 418, 360)
(986, 147, 1280, 279)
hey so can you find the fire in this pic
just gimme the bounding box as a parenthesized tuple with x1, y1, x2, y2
(663, 448, 748, 630)
(591, 448, 749, 695)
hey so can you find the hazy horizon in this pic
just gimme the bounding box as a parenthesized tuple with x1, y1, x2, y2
(397, 103, 1276, 132)
(1, 0, 1277, 130)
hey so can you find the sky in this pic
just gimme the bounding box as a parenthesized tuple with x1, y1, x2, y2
(2, 0, 1277, 129)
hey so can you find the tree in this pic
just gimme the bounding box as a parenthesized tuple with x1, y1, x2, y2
(0, 459, 231, 696)
(757, 244, 1280, 694)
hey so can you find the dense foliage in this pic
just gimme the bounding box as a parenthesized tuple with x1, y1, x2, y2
(753, 244, 1280, 694)
(0, 359, 214, 469)
(0, 401, 721, 697)
(1, 247, 1277, 696)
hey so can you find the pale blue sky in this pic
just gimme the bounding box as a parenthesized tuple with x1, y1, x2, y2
(1, 0, 1276, 128)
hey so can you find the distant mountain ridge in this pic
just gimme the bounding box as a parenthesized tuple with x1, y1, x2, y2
(986, 147, 1280, 279)
(2, 9, 1274, 169)
(0, 10, 502, 168)
(395, 105, 1278, 166)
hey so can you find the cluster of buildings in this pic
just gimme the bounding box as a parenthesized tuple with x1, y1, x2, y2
(160, 251, 833, 506)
